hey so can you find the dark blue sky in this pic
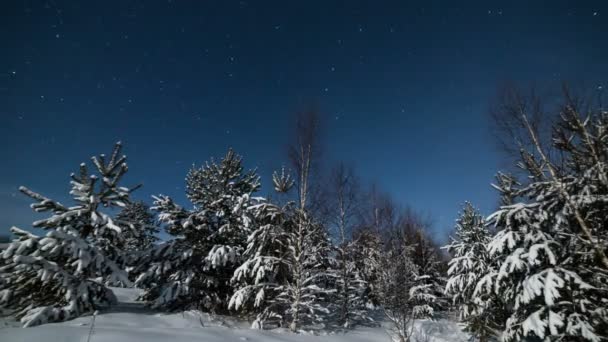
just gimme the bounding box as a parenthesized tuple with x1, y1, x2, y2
(1, 1, 607, 241)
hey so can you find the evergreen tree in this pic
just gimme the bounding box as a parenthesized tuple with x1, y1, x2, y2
(409, 230, 445, 316)
(229, 201, 294, 328)
(350, 229, 383, 308)
(135, 149, 259, 312)
(476, 106, 608, 341)
(230, 204, 336, 331)
(107, 201, 159, 285)
(275, 209, 335, 332)
(115, 201, 158, 252)
(444, 202, 503, 341)
(331, 240, 370, 328)
(0, 143, 135, 327)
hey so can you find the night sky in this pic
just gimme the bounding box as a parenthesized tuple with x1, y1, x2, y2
(1, 1, 607, 241)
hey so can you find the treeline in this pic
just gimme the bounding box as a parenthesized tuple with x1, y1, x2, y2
(0, 111, 447, 342)
(3, 85, 606, 342)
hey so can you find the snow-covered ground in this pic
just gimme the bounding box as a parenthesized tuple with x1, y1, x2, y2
(0, 288, 468, 342)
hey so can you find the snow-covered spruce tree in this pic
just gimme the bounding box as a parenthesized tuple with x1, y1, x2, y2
(408, 230, 446, 316)
(275, 209, 335, 332)
(444, 202, 502, 341)
(229, 201, 294, 328)
(135, 149, 259, 312)
(475, 107, 608, 341)
(115, 201, 158, 252)
(330, 241, 370, 328)
(0, 142, 135, 327)
(232, 209, 336, 332)
(107, 201, 158, 285)
(350, 228, 383, 308)
(230, 178, 335, 331)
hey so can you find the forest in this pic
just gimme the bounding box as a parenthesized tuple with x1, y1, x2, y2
(1, 86, 607, 342)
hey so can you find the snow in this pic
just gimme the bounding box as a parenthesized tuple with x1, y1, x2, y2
(0, 288, 468, 342)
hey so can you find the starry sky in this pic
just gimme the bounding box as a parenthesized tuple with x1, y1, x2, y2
(1, 1, 607, 241)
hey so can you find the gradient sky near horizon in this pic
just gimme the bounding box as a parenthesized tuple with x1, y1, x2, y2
(1, 1, 607, 242)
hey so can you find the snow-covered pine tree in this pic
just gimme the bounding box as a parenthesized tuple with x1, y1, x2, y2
(444, 202, 502, 341)
(107, 201, 159, 285)
(476, 106, 608, 341)
(135, 149, 259, 312)
(330, 241, 369, 328)
(229, 200, 294, 328)
(0, 142, 135, 327)
(229, 170, 296, 323)
(408, 230, 445, 316)
(115, 201, 158, 252)
(350, 228, 383, 308)
(229, 194, 335, 330)
(275, 209, 335, 332)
